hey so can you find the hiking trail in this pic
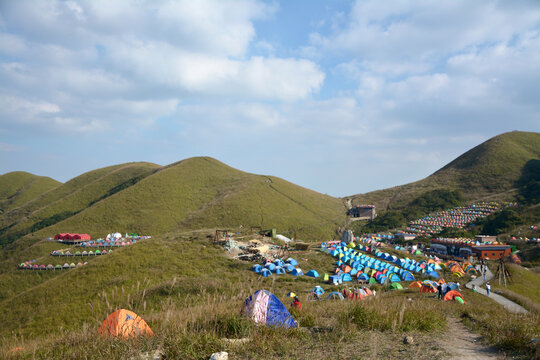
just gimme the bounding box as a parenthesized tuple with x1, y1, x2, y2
(440, 316, 504, 359)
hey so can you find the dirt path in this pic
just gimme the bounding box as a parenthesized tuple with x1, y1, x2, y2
(440, 316, 504, 359)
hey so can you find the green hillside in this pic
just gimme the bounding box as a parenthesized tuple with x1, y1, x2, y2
(349, 131, 540, 212)
(0, 172, 60, 214)
(0, 162, 160, 247)
(26, 157, 345, 242)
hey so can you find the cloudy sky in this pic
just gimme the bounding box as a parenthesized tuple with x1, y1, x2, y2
(1, 0, 539, 196)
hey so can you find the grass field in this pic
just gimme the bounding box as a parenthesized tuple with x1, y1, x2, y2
(0, 231, 539, 359)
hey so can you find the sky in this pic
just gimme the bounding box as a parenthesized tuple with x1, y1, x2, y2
(1, 0, 539, 197)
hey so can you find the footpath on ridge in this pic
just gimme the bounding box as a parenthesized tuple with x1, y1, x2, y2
(465, 267, 528, 314)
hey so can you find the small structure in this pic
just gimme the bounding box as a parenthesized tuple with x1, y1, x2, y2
(475, 235, 497, 243)
(348, 205, 376, 220)
(395, 232, 417, 241)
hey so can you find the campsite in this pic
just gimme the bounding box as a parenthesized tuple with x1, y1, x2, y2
(0, 1, 539, 357)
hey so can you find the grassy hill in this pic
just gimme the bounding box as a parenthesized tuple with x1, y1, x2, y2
(0, 162, 160, 247)
(0, 172, 60, 215)
(23, 157, 345, 242)
(349, 131, 540, 212)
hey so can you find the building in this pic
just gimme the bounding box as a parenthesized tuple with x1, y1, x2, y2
(348, 205, 376, 220)
(475, 235, 497, 243)
(395, 232, 417, 241)
(55, 233, 91, 243)
(471, 245, 512, 260)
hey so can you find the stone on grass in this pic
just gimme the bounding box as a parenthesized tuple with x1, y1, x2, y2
(209, 352, 228, 360)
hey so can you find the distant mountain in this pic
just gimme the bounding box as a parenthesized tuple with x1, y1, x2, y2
(349, 131, 540, 212)
(0, 158, 345, 248)
(0, 162, 160, 246)
(0, 172, 60, 214)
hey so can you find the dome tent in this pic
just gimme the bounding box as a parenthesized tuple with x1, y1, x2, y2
(243, 290, 297, 329)
(99, 309, 153, 339)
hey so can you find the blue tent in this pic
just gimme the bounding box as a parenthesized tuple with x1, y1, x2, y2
(260, 268, 272, 277)
(273, 267, 286, 274)
(243, 290, 297, 328)
(327, 292, 345, 300)
(329, 275, 343, 285)
(284, 264, 295, 272)
(342, 273, 352, 282)
(265, 263, 276, 271)
(291, 268, 304, 276)
(274, 259, 285, 267)
(306, 270, 319, 278)
(312, 286, 325, 296)
(402, 272, 415, 281)
(389, 273, 401, 282)
(427, 271, 439, 279)
(286, 258, 298, 266)
(357, 273, 369, 281)
(252, 264, 263, 273)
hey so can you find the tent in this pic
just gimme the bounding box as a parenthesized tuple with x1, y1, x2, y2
(286, 258, 298, 266)
(260, 268, 272, 277)
(99, 309, 153, 339)
(443, 290, 465, 303)
(342, 273, 352, 282)
(420, 283, 437, 293)
(327, 292, 345, 300)
(273, 267, 286, 275)
(408, 281, 422, 289)
(243, 290, 297, 328)
(389, 283, 403, 290)
(312, 286, 325, 296)
(306, 270, 319, 278)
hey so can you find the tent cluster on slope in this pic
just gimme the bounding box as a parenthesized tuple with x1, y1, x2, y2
(409, 279, 465, 304)
(407, 202, 502, 235)
(374, 251, 442, 277)
(324, 243, 429, 285)
(78, 234, 150, 248)
(443, 261, 479, 277)
(18, 260, 88, 270)
(51, 248, 112, 256)
(252, 258, 319, 278)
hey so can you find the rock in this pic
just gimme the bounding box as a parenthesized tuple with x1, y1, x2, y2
(404, 336, 414, 345)
(209, 352, 228, 360)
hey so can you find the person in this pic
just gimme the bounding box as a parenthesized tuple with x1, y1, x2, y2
(472, 284, 477, 293)
(486, 282, 491, 296)
(291, 296, 302, 309)
(437, 283, 443, 300)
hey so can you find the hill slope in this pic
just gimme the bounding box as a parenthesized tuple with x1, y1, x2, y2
(0, 162, 160, 247)
(0, 172, 60, 214)
(26, 157, 345, 242)
(349, 131, 540, 211)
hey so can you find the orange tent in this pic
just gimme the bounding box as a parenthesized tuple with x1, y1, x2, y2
(98, 309, 153, 339)
(443, 290, 465, 303)
(437, 278, 446, 284)
(420, 284, 437, 293)
(408, 281, 422, 289)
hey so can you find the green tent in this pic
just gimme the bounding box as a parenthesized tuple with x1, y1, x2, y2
(389, 283, 403, 290)
(369, 277, 377, 284)
(455, 297, 465, 304)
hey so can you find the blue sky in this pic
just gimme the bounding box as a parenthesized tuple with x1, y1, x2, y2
(1, 0, 539, 197)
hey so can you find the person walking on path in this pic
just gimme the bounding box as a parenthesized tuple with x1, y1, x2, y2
(486, 282, 491, 296)
(437, 283, 443, 300)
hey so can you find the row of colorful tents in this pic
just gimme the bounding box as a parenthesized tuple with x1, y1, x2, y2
(77, 240, 137, 247)
(325, 242, 442, 285)
(51, 249, 112, 256)
(252, 258, 320, 278)
(408, 202, 502, 235)
(19, 261, 88, 270)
